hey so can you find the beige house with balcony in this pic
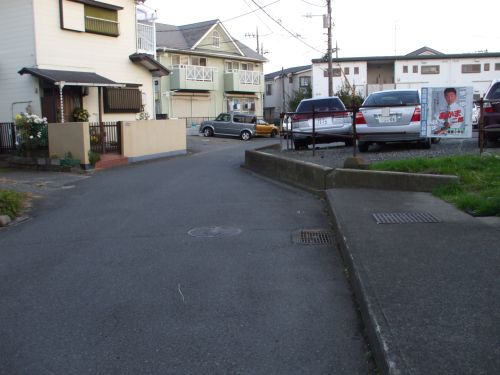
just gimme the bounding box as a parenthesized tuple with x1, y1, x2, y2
(155, 20, 267, 124)
(0, 0, 169, 123)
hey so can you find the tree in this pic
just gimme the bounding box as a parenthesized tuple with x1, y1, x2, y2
(335, 82, 364, 109)
(288, 84, 312, 112)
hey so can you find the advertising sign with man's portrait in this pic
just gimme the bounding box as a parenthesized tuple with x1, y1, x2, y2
(420, 87, 473, 138)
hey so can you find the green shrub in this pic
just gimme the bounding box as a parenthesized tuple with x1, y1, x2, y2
(0, 190, 27, 218)
(88, 150, 101, 166)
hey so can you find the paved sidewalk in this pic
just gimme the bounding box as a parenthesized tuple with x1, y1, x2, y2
(326, 188, 500, 375)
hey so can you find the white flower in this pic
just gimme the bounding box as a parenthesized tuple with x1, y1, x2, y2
(29, 135, 34, 139)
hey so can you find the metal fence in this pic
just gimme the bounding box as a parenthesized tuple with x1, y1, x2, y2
(89, 122, 121, 154)
(0, 122, 16, 153)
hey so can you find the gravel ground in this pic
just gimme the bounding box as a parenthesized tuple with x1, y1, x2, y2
(267, 136, 499, 169)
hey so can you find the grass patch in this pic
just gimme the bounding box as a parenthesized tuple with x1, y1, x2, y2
(0, 190, 28, 218)
(370, 154, 500, 216)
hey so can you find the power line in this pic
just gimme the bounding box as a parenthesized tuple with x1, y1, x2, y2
(301, 0, 325, 7)
(249, 0, 323, 54)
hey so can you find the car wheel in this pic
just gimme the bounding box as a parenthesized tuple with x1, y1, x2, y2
(270, 129, 277, 138)
(431, 137, 441, 144)
(203, 127, 213, 137)
(294, 141, 308, 150)
(241, 130, 251, 141)
(358, 141, 369, 152)
(420, 138, 431, 149)
(344, 138, 354, 146)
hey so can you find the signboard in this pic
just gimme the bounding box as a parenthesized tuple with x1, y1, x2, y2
(420, 87, 473, 138)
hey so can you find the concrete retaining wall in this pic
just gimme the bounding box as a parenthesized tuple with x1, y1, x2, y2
(244, 146, 459, 192)
(244, 147, 334, 192)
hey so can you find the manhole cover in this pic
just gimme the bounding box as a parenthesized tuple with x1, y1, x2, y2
(188, 226, 242, 238)
(372, 212, 441, 224)
(292, 229, 334, 245)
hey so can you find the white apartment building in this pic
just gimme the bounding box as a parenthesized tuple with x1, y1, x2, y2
(312, 47, 500, 100)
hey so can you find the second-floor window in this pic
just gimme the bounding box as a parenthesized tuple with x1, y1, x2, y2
(60, 0, 121, 37)
(299, 76, 311, 87)
(462, 64, 481, 74)
(266, 84, 272, 96)
(421, 65, 440, 74)
(84, 5, 119, 36)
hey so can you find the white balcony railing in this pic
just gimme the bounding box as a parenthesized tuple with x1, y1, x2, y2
(237, 70, 261, 85)
(136, 22, 155, 55)
(175, 65, 217, 82)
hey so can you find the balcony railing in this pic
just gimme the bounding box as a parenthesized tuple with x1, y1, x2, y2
(85, 16, 119, 37)
(175, 65, 217, 82)
(137, 22, 155, 55)
(236, 70, 262, 85)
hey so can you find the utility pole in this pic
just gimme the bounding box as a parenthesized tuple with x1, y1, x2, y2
(326, 0, 333, 96)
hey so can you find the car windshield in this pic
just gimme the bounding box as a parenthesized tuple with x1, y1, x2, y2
(363, 91, 420, 106)
(486, 82, 500, 100)
(296, 98, 345, 113)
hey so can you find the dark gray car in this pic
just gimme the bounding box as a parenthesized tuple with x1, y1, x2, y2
(200, 113, 257, 141)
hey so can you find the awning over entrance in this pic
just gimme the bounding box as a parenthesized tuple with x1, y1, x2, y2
(129, 53, 170, 77)
(18, 67, 126, 87)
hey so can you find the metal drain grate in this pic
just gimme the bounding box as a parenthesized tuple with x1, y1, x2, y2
(292, 229, 334, 245)
(372, 212, 441, 224)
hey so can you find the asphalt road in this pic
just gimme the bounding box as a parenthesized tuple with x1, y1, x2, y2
(0, 136, 374, 375)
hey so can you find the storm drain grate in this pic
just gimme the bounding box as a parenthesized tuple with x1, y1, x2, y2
(292, 229, 334, 245)
(372, 212, 441, 224)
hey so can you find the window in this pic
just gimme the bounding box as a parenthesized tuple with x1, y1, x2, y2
(412, 65, 418, 73)
(241, 63, 254, 71)
(226, 61, 241, 72)
(213, 31, 220, 48)
(323, 68, 341, 77)
(354, 67, 359, 75)
(60, 0, 121, 36)
(84, 5, 119, 36)
(172, 55, 188, 66)
(104, 88, 142, 113)
(421, 65, 440, 74)
(495, 63, 500, 71)
(484, 63, 490, 71)
(190, 57, 207, 66)
(462, 64, 481, 73)
(299, 76, 311, 87)
(266, 84, 272, 96)
(403, 65, 408, 73)
(344, 67, 350, 75)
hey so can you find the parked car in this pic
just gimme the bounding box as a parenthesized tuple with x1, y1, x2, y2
(355, 89, 430, 152)
(472, 103, 480, 129)
(291, 96, 353, 149)
(482, 79, 500, 145)
(255, 119, 279, 137)
(200, 113, 256, 141)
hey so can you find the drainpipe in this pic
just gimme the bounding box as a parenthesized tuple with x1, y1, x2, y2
(57, 82, 65, 123)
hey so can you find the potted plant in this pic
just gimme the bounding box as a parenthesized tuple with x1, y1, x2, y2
(73, 108, 90, 122)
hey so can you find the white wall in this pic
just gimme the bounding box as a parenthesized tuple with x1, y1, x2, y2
(395, 57, 499, 98)
(312, 62, 368, 98)
(0, 0, 39, 121)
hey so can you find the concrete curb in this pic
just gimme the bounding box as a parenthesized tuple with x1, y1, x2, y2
(325, 190, 404, 375)
(244, 146, 458, 192)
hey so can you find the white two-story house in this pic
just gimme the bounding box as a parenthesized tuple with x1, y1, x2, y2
(0, 0, 169, 123)
(154, 19, 267, 123)
(312, 47, 500, 100)
(264, 65, 311, 122)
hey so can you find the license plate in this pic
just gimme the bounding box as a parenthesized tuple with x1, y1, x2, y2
(378, 115, 397, 123)
(315, 117, 331, 126)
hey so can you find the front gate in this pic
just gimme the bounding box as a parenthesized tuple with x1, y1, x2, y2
(89, 122, 122, 154)
(0, 122, 16, 154)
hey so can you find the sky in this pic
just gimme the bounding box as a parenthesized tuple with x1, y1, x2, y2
(144, 0, 500, 74)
